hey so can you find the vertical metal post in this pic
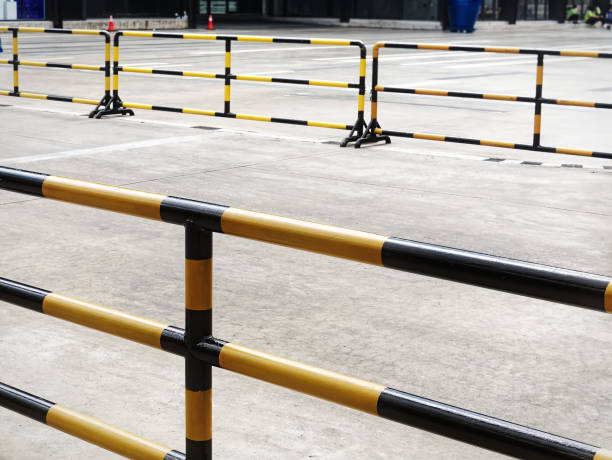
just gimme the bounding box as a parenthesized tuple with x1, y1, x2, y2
(224, 39, 231, 114)
(371, 46, 379, 125)
(104, 34, 111, 100)
(12, 29, 18, 95)
(533, 53, 543, 147)
(185, 222, 213, 460)
(113, 33, 120, 104)
(357, 45, 366, 135)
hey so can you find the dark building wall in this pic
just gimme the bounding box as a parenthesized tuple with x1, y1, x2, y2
(58, 0, 189, 20)
(270, 0, 439, 21)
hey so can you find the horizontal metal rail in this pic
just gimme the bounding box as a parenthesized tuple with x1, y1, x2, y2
(118, 66, 359, 89)
(0, 27, 114, 118)
(0, 59, 104, 72)
(2, 277, 610, 460)
(108, 30, 367, 144)
(375, 42, 612, 57)
(119, 30, 360, 46)
(357, 42, 612, 158)
(0, 26, 104, 35)
(1, 166, 610, 312)
(375, 85, 612, 109)
(0, 381, 184, 460)
(373, 128, 611, 158)
(119, 102, 352, 130)
(0, 89, 99, 105)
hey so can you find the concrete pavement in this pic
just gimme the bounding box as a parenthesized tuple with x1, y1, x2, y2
(0, 24, 611, 459)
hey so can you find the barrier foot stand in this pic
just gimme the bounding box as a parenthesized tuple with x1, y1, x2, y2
(340, 117, 368, 147)
(354, 120, 390, 148)
(89, 95, 134, 119)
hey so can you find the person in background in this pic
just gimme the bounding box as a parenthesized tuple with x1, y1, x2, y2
(584, 4, 604, 26)
(605, 5, 612, 28)
(567, 4, 580, 23)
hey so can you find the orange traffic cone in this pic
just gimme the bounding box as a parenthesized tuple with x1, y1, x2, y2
(207, 14, 214, 30)
(108, 15, 115, 32)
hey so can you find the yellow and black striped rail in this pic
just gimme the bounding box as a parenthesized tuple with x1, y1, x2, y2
(0, 381, 184, 460)
(1, 166, 610, 312)
(107, 31, 367, 145)
(0, 27, 116, 118)
(356, 42, 612, 159)
(1, 276, 611, 460)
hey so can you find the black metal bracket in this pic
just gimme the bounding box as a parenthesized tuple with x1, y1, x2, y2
(354, 119, 391, 148)
(89, 95, 134, 119)
(340, 116, 368, 147)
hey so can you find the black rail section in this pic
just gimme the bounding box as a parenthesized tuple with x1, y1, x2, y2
(1, 276, 609, 460)
(0, 381, 54, 423)
(356, 41, 612, 159)
(0, 165, 610, 313)
(376, 389, 601, 460)
(381, 237, 610, 310)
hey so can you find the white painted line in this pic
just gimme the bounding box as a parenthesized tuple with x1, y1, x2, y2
(315, 52, 467, 62)
(243, 70, 296, 75)
(189, 45, 342, 56)
(124, 62, 169, 66)
(402, 56, 534, 67)
(3, 135, 209, 164)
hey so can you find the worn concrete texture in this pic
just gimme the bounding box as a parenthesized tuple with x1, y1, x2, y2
(0, 24, 611, 459)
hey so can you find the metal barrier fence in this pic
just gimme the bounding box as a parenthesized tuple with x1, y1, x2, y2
(356, 42, 612, 159)
(100, 31, 367, 146)
(1, 165, 611, 459)
(0, 27, 114, 119)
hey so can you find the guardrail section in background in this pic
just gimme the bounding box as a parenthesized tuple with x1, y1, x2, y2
(0, 27, 118, 119)
(103, 31, 367, 146)
(356, 42, 612, 159)
(1, 165, 611, 460)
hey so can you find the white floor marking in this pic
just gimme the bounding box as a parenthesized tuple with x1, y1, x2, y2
(124, 62, 169, 66)
(2, 102, 607, 170)
(189, 46, 342, 56)
(3, 135, 210, 164)
(243, 70, 296, 75)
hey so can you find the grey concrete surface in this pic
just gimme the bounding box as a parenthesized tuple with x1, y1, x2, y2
(0, 24, 611, 460)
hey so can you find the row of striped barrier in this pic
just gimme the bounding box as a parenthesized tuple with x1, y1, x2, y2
(0, 165, 611, 459)
(355, 42, 612, 159)
(1, 29, 611, 157)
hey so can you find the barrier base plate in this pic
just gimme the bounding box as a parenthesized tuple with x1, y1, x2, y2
(89, 95, 135, 119)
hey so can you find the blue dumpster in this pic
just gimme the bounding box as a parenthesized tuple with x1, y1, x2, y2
(448, 0, 482, 32)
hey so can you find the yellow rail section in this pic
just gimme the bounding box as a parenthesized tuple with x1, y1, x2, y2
(46, 405, 175, 459)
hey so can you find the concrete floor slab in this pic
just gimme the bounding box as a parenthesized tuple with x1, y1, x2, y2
(1, 24, 611, 460)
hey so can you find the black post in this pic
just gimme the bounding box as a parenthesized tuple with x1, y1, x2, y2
(340, 0, 352, 22)
(12, 30, 18, 95)
(48, 0, 63, 29)
(185, 223, 213, 460)
(533, 53, 544, 147)
(500, 0, 519, 23)
(188, 0, 198, 28)
(224, 39, 231, 114)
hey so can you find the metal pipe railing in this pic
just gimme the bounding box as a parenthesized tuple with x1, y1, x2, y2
(2, 276, 610, 460)
(0, 27, 114, 118)
(356, 42, 612, 159)
(1, 166, 609, 312)
(104, 31, 368, 146)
